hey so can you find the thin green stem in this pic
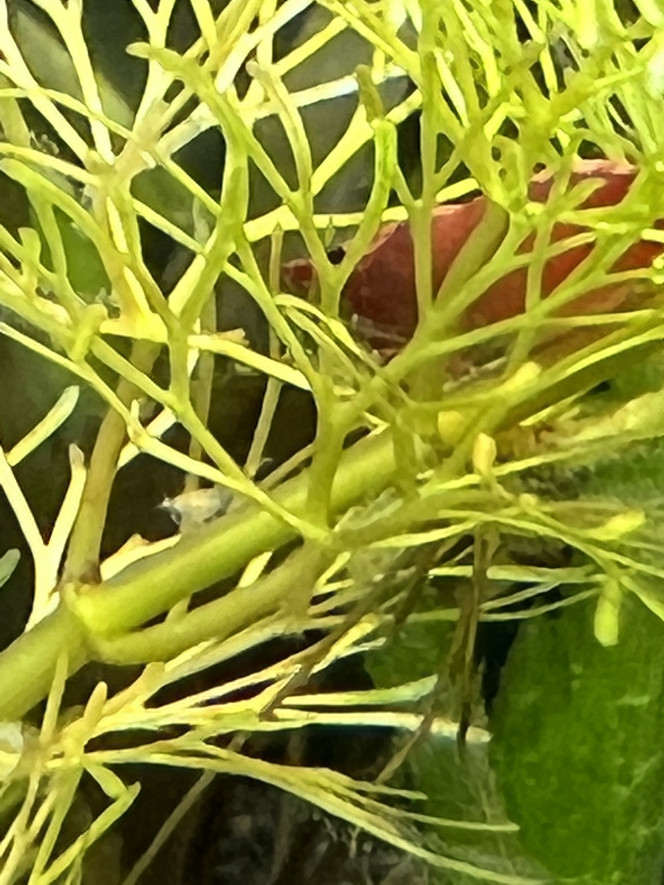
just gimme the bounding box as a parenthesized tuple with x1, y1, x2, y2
(62, 341, 160, 584)
(184, 294, 216, 490)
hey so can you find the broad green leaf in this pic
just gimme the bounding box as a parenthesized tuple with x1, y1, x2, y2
(491, 596, 664, 883)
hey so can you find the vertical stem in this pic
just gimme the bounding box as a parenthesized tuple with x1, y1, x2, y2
(62, 341, 160, 584)
(184, 294, 216, 493)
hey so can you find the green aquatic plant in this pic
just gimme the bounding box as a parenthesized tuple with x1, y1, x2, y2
(1, 0, 664, 882)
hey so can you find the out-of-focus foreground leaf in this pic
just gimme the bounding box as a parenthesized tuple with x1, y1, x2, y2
(0, 550, 19, 590)
(491, 595, 664, 883)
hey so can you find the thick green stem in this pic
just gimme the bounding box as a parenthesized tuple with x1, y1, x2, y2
(0, 606, 89, 722)
(71, 428, 400, 636)
(0, 428, 401, 721)
(93, 544, 333, 664)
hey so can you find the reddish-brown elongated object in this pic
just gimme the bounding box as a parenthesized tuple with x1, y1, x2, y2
(282, 160, 664, 350)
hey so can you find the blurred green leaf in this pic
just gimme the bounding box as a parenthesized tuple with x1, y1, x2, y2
(491, 597, 664, 883)
(0, 549, 19, 590)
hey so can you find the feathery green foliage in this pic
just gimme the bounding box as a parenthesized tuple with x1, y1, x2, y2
(0, 1, 664, 882)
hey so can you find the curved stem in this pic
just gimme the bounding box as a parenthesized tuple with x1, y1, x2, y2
(92, 544, 332, 665)
(71, 428, 400, 636)
(0, 428, 401, 721)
